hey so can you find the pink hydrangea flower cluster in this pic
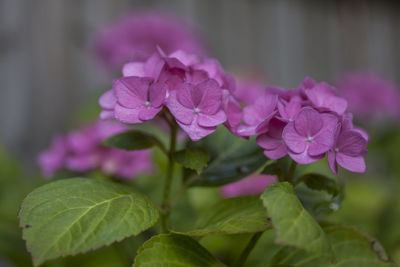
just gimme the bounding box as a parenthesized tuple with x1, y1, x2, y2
(99, 48, 237, 141)
(38, 121, 153, 179)
(94, 12, 207, 72)
(249, 77, 369, 174)
(337, 72, 400, 123)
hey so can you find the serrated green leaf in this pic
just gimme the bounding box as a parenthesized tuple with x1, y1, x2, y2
(175, 195, 270, 236)
(261, 182, 334, 260)
(174, 147, 210, 174)
(269, 225, 395, 267)
(189, 126, 266, 186)
(134, 234, 225, 267)
(19, 178, 159, 266)
(103, 130, 166, 153)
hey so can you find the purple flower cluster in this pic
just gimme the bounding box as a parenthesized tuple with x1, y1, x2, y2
(99, 45, 369, 174)
(99, 48, 236, 141)
(94, 12, 207, 72)
(38, 121, 153, 179)
(250, 78, 369, 174)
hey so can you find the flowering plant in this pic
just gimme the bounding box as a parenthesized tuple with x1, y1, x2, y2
(16, 14, 396, 267)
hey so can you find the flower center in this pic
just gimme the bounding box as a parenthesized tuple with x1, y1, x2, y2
(144, 101, 151, 108)
(306, 136, 314, 143)
(193, 107, 201, 115)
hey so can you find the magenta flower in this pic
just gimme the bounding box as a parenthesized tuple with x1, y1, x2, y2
(328, 128, 368, 174)
(93, 12, 207, 72)
(112, 77, 167, 124)
(167, 79, 227, 141)
(237, 93, 278, 136)
(277, 95, 302, 122)
(220, 175, 278, 198)
(282, 107, 338, 164)
(337, 72, 400, 122)
(38, 121, 153, 179)
(234, 78, 266, 106)
(37, 136, 68, 178)
(256, 118, 288, 159)
(304, 82, 348, 115)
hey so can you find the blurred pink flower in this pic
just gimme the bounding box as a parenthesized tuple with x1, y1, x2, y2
(94, 12, 207, 72)
(337, 72, 400, 122)
(220, 175, 278, 198)
(38, 121, 153, 179)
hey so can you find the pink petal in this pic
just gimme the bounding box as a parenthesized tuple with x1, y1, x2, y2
(177, 117, 216, 141)
(288, 147, 324, 165)
(197, 109, 227, 127)
(198, 79, 222, 115)
(122, 62, 145, 77)
(327, 150, 338, 174)
(336, 153, 366, 173)
(100, 110, 114, 120)
(114, 103, 143, 124)
(264, 145, 287, 160)
(149, 81, 167, 107)
(177, 83, 197, 108)
(257, 134, 282, 150)
(226, 100, 243, 127)
(308, 113, 338, 156)
(243, 94, 278, 126)
(144, 52, 165, 79)
(220, 174, 278, 198)
(337, 130, 367, 156)
(282, 122, 307, 154)
(169, 50, 199, 66)
(139, 107, 162, 121)
(306, 83, 347, 115)
(294, 107, 322, 137)
(99, 90, 117, 109)
(167, 91, 194, 125)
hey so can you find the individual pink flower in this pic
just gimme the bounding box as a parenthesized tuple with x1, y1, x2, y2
(220, 175, 278, 198)
(303, 82, 348, 115)
(328, 128, 368, 174)
(337, 72, 400, 122)
(277, 95, 302, 122)
(236, 93, 278, 136)
(167, 79, 227, 141)
(282, 107, 338, 164)
(256, 118, 288, 159)
(37, 136, 68, 178)
(112, 77, 167, 124)
(93, 12, 207, 72)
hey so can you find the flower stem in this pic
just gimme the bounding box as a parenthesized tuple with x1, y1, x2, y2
(234, 232, 263, 267)
(287, 160, 297, 184)
(160, 122, 178, 233)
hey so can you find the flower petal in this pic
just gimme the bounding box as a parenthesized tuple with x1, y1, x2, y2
(294, 107, 322, 137)
(336, 153, 366, 173)
(122, 62, 145, 77)
(197, 109, 226, 127)
(198, 79, 222, 115)
(288, 147, 324, 165)
(257, 134, 282, 150)
(263, 145, 287, 160)
(149, 81, 167, 107)
(177, 117, 216, 141)
(167, 91, 194, 125)
(327, 150, 338, 174)
(337, 130, 368, 156)
(308, 113, 338, 156)
(139, 107, 162, 121)
(114, 103, 143, 124)
(99, 90, 117, 109)
(282, 122, 307, 154)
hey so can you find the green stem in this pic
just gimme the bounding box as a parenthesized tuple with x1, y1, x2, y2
(287, 160, 297, 184)
(160, 122, 178, 233)
(234, 232, 263, 267)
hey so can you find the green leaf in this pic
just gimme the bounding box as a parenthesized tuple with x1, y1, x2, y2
(269, 225, 395, 266)
(174, 147, 210, 174)
(295, 173, 344, 216)
(134, 234, 225, 267)
(175, 195, 270, 236)
(261, 182, 334, 260)
(103, 130, 166, 153)
(188, 126, 266, 186)
(19, 178, 159, 266)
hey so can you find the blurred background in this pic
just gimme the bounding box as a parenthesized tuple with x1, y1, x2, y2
(1, 0, 400, 165)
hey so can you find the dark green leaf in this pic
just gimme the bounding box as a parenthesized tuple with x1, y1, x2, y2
(295, 173, 340, 196)
(19, 178, 159, 266)
(103, 130, 166, 153)
(174, 147, 210, 174)
(174, 195, 270, 236)
(133, 234, 225, 266)
(188, 126, 266, 186)
(261, 182, 334, 260)
(270, 225, 395, 266)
